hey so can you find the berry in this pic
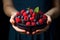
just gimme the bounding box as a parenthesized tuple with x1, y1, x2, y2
(31, 22, 36, 26)
(29, 9, 33, 14)
(23, 12, 27, 16)
(42, 15, 47, 20)
(38, 19, 44, 25)
(30, 17, 34, 21)
(26, 22, 30, 26)
(32, 13, 36, 17)
(24, 16, 28, 21)
(15, 17, 21, 23)
(21, 9, 25, 14)
(16, 12, 20, 16)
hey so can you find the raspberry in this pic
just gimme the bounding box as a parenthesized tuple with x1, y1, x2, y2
(16, 12, 20, 16)
(38, 19, 44, 25)
(31, 22, 36, 26)
(24, 16, 28, 21)
(21, 9, 25, 14)
(26, 22, 30, 26)
(15, 17, 21, 23)
(30, 17, 34, 21)
(42, 15, 47, 20)
(29, 9, 33, 14)
(32, 13, 36, 17)
(23, 12, 27, 16)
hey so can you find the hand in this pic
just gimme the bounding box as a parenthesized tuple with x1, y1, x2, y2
(32, 14, 52, 35)
(10, 13, 30, 34)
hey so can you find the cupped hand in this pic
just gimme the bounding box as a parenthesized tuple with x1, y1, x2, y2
(32, 14, 52, 35)
(10, 13, 30, 34)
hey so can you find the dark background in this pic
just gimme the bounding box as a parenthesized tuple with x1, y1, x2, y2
(0, 0, 9, 40)
(0, 0, 60, 40)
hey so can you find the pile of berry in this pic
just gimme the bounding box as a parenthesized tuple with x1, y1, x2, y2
(14, 7, 47, 33)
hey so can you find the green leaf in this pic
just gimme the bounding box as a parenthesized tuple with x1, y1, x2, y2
(34, 7, 39, 13)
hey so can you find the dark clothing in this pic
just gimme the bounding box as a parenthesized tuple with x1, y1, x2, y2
(9, 0, 56, 40)
(13, 0, 52, 12)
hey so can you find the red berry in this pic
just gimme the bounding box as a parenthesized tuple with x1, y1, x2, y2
(30, 17, 32, 21)
(26, 22, 30, 26)
(30, 17, 34, 21)
(15, 17, 21, 23)
(43, 15, 47, 20)
(32, 17, 34, 20)
(23, 12, 27, 16)
(32, 13, 36, 17)
(31, 22, 36, 26)
(38, 19, 44, 25)
(24, 16, 28, 21)
(16, 12, 20, 16)
(21, 9, 25, 14)
(29, 9, 33, 14)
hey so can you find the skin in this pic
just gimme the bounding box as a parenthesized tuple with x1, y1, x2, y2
(3, 0, 59, 35)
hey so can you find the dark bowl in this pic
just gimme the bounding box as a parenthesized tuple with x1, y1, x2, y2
(15, 22, 47, 33)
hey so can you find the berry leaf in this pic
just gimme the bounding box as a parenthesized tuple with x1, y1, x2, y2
(34, 7, 39, 13)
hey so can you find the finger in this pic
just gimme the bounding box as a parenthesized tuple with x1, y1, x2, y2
(47, 15, 52, 25)
(10, 14, 16, 24)
(35, 30, 42, 34)
(26, 31, 30, 34)
(12, 25, 26, 33)
(35, 24, 49, 34)
(36, 29, 41, 33)
(32, 31, 35, 35)
(10, 18, 15, 24)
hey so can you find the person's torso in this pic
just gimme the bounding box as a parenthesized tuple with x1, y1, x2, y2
(13, 0, 52, 13)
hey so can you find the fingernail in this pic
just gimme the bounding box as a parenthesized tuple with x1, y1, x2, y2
(36, 30, 41, 32)
(26, 32, 29, 34)
(22, 30, 26, 33)
(32, 32, 35, 34)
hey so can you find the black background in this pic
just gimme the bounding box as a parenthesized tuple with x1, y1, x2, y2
(0, 0, 60, 40)
(0, 0, 9, 40)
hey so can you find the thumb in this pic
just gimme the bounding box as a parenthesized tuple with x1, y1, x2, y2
(47, 16, 52, 25)
(10, 16, 15, 25)
(45, 14, 52, 25)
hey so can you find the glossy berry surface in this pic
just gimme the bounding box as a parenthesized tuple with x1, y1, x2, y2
(26, 22, 30, 26)
(21, 9, 25, 14)
(14, 7, 47, 34)
(15, 17, 21, 23)
(31, 22, 36, 26)
(38, 19, 44, 25)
